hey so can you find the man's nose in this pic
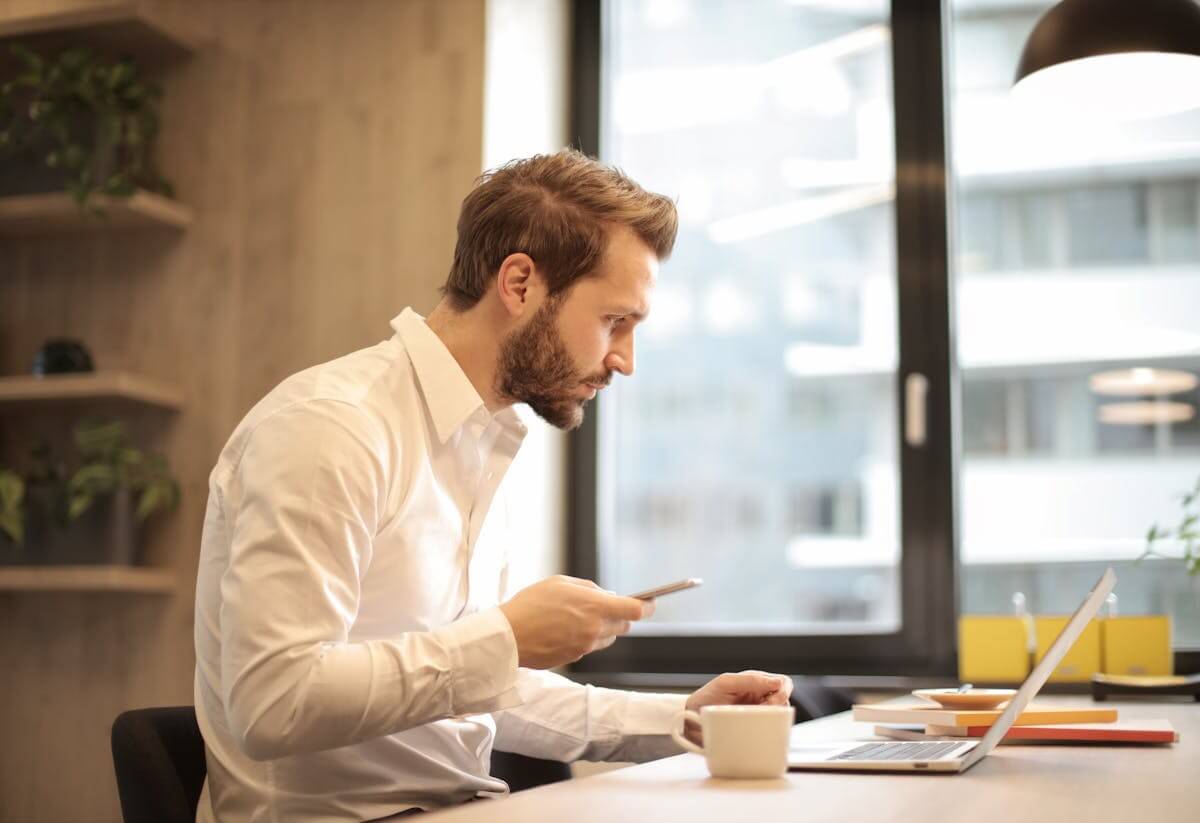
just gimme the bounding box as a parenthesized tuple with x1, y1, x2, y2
(605, 338, 635, 377)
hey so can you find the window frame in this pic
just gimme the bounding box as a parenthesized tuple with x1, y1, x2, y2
(566, 0, 960, 677)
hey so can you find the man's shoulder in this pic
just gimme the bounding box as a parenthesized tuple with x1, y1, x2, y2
(224, 338, 421, 460)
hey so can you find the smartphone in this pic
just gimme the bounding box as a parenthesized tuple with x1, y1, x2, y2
(628, 577, 703, 600)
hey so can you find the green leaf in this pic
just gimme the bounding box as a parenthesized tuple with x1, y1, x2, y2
(0, 507, 23, 545)
(117, 448, 144, 470)
(0, 470, 24, 509)
(8, 43, 44, 74)
(107, 62, 132, 89)
(136, 485, 165, 520)
(68, 463, 119, 498)
(60, 47, 92, 72)
(74, 418, 128, 458)
(67, 494, 93, 521)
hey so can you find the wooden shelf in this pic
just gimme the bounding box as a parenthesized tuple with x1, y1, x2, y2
(0, 2, 203, 66)
(0, 190, 193, 234)
(0, 565, 175, 593)
(0, 371, 184, 411)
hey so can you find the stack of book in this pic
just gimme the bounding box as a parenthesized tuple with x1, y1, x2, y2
(853, 702, 1179, 744)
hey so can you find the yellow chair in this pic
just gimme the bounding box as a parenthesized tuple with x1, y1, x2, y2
(1101, 616, 1172, 676)
(1035, 615, 1102, 682)
(958, 616, 1031, 683)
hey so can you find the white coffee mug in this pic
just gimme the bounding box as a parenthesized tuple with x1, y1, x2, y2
(670, 704, 792, 779)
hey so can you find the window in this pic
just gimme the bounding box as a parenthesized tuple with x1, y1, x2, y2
(594, 0, 906, 638)
(570, 0, 1199, 675)
(949, 0, 1200, 646)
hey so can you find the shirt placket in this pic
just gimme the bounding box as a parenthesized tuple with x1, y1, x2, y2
(463, 422, 522, 611)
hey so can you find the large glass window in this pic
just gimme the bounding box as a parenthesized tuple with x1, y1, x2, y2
(574, 0, 1199, 674)
(949, 0, 1200, 644)
(596, 0, 901, 634)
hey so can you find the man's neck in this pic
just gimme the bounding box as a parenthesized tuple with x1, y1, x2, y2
(424, 299, 509, 412)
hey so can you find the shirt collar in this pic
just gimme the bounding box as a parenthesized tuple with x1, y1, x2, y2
(391, 308, 526, 445)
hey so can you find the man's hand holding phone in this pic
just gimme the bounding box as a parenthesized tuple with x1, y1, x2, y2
(499, 575, 654, 669)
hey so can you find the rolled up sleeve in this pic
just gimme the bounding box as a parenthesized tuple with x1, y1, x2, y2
(492, 669, 687, 763)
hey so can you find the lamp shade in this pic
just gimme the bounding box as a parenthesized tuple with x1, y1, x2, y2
(1013, 0, 1200, 119)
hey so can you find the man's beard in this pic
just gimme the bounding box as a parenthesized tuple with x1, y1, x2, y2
(495, 297, 608, 430)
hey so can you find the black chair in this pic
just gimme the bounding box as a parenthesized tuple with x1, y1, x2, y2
(789, 680, 857, 723)
(111, 706, 570, 823)
(111, 706, 207, 823)
(490, 750, 572, 793)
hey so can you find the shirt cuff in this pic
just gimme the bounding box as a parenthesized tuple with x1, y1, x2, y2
(618, 691, 690, 736)
(437, 607, 523, 715)
(608, 690, 691, 761)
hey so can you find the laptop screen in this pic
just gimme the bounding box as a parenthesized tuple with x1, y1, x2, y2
(964, 567, 1117, 765)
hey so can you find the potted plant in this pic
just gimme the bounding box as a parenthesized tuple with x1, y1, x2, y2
(0, 418, 179, 565)
(1141, 475, 1200, 575)
(0, 42, 174, 211)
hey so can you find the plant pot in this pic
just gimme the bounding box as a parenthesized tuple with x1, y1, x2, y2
(0, 536, 25, 565)
(17, 485, 138, 565)
(0, 123, 119, 198)
(0, 145, 71, 196)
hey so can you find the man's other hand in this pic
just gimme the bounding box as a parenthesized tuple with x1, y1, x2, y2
(683, 671, 794, 744)
(499, 575, 654, 669)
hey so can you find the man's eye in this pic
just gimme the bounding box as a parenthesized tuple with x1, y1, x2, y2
(608, 316, 626, 328)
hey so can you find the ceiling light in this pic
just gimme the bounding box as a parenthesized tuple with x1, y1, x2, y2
(1012, 0, 1200, 121)
(1089, 367, 1199, 396)
(1097, 401, 1195, 425)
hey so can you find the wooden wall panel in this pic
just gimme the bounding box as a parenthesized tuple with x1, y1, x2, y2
(0, 2, 487, 820)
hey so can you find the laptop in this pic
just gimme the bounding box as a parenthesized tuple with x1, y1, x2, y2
(787, 567, 1117, 773)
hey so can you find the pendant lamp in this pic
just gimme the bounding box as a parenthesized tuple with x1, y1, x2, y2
(1012, 0, 1200, 120)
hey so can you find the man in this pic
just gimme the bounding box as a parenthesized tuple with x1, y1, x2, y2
(193, 149, 792, 822)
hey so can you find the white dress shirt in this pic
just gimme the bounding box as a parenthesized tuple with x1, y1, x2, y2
(193, 308, 686, 823)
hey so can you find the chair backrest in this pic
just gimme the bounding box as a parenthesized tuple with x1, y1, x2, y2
(109, 704, 568, 820)
(489, 750, 572, 793)
(789, 680, 856, 723)
(111, 706, 207, 823)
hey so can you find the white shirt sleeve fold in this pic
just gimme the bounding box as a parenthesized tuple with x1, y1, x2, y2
(218, 400, 522, 762)
(492, 669, 688, 764)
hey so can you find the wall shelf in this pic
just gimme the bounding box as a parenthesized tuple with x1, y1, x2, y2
(0, 565, 175, 594)
(0, 371, 184, 411)
(0, 190, 193, 234)
(0, 2, 203, 66)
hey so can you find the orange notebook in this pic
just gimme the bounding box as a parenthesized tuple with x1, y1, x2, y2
(875, 720, 1177, 744)
(852, 702, 1118, 728)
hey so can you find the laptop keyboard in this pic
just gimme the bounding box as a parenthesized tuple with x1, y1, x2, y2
(830, 741, 968, 762)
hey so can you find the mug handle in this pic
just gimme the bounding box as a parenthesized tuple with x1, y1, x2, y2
(670, 710, 704, 755)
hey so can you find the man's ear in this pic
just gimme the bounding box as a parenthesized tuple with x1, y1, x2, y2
(496, 252, 542, 318)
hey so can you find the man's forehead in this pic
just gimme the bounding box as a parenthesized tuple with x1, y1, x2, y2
(580, 269, 654, 314)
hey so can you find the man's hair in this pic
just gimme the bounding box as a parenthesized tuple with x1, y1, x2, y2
(441, 149, 678, 311)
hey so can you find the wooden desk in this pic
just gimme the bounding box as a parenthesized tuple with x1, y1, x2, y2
(429, 699, 1198, 822)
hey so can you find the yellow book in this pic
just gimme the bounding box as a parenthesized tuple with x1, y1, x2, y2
(1101, 616, 1172, 676)
(852, 702, 1118, 728)
(1035, 615, 1101, 682)
(958, 615, 1031, 683)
